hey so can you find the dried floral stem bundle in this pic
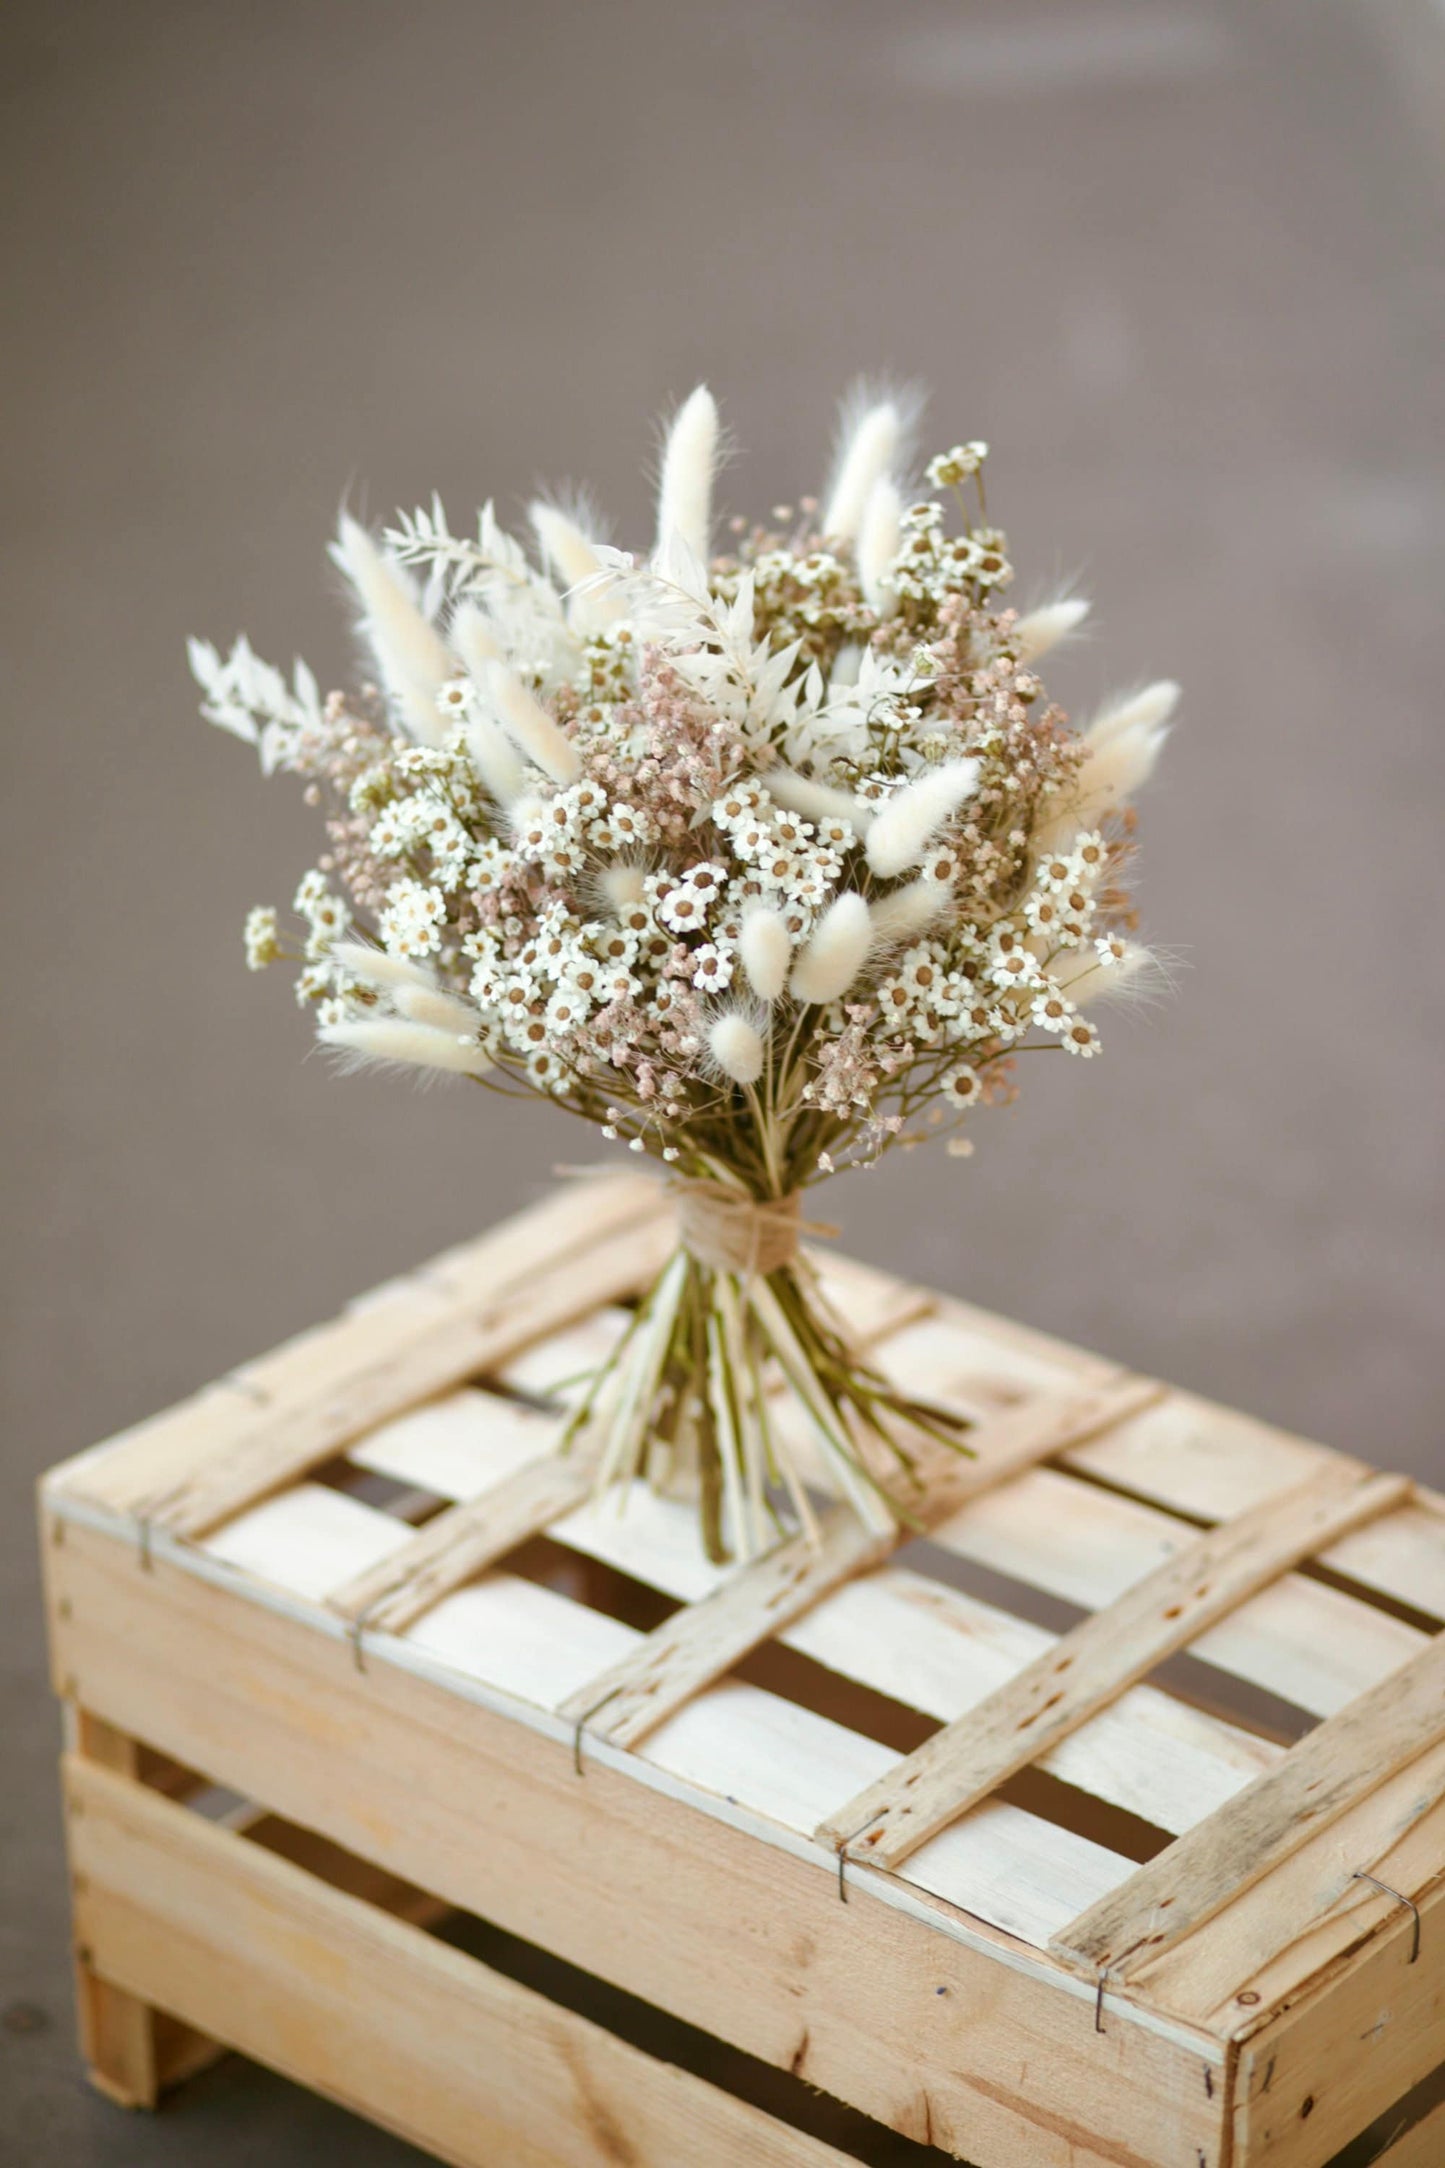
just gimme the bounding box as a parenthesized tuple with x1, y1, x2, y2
(193, 385, 1174, 1558)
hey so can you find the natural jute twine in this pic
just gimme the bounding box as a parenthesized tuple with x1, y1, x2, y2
(672, 1180, 810, 1278)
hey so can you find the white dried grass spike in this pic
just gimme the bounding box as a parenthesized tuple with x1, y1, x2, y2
(708, 1009, 766, 1085)
(319, 1019, 492, 1077)
(857, 477, 902, 615)
(824, 398, 902, 541)
(789, 893, 872, 1004)
(865, 760, 981, 879)
(739, 905, 791, 1002)
(1015, 596, 1090, 662)
(485, 661, 582, 786)
(655, 385, 720, 569)
(330, 516, 453, 745)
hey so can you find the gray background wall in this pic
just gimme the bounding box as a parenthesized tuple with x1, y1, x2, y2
(3, 2, 1442, 2158)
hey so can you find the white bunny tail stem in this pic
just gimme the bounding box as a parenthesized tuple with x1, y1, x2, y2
(655, 385, 720, 570)
(330, 515, 453, 745)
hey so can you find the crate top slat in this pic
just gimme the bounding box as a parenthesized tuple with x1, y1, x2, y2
(42, 1173, 1445, 2062)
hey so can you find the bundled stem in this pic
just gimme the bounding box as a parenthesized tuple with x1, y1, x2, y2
(561, 1224, 971, 1562)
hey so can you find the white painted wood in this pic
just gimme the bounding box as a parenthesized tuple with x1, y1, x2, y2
(404, 1566, 1134, 1947)
(498, 1308, 632, 1407)
(785, 1570, 1280, 1834)
(349, 1388, 558, 1500)
(548, 1482, 733, 1603)
(929, 1466, 1430, 1718)
(202, 1484, 413, 1602)
(409, 1574, 641, 1708)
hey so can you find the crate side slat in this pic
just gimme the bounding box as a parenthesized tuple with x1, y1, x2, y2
(153, 1210, 675, 1542)
(1372, 2097, 1445, 2168)
(931, 1467, 1431, 1719)
(817, 1468, 1411, 1869)
(1230, 1864, 1445, 2168)
(1131, 1735, 1445, 2025)
(66, 1757, 859, 2168)
(49, 1516, 1224, 2168)
(1053, 1633, 1445, 1980)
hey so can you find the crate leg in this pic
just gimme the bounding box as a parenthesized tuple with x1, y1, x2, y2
(63, 1708, 217, 2107)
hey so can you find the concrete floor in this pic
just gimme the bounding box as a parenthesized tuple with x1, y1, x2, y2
(3, 1, 1443, 2159)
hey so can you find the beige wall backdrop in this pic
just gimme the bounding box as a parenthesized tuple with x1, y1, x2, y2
(2, 1, 1442, 2158)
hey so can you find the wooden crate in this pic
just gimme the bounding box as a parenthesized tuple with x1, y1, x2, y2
(40, 1173, 1445, 2168)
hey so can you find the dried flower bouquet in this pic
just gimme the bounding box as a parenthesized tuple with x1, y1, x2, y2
(192, 387, 1174, 1559)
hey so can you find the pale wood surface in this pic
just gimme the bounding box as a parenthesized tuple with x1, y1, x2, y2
(66, 1756, 860, 2168)
(328, 1453, 599, 1635)
(556, 1506, 893, 1750)
(1375, 2100, 1445, 2168)
(928, 1466, 1431, 1720)
(47, 1514, 1224, 2168)
(62, 1712, 162, 2110)
(48, 1174, 670, 1534)
(1230, 1860, 1445, 2168)
(816, 1464, 1411, 1869)
(1130, 1735, 1445, 2025)
(1053, 1630, 1445, 1979)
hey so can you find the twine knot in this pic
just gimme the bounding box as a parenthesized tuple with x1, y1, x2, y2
(672, 1180, 807, 1277)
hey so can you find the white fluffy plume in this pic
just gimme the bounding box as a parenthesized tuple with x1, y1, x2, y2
(824, 397, 904, 541)
(655, 385, 720, 571)
(708, 1008, 765, 1085)
(765, 767, 871, 833)
(319, 1018, 492, 1077)
(530, 502, 622, 633)
(1014, 596, 1090, 662)
(865, 760, 981, 879)
(739, 905, 791, 1002)
(857, 477, 902, 615)
(330, 515, 453, 745)
(866, 878, 949, 948)
(789, 893, 872, 1004)
(1038, 681, 1177, 845)
(485, 660, 582, 786)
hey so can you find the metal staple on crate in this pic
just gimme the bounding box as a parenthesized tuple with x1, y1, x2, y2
(1351, 1870, 1422, 1963)
(571, 1687, 623, 1776)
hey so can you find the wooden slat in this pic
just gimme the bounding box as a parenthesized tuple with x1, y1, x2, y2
(45, 1173, 666, 1531)
(152, 1208, 674, 1542)
(877, 1297, 1445, 1624)
(550, 1375, 1164, 1754)
(49, 1515, 1222, 2168)
(1128, 1735, 1445, 2024)
(1374, 2100, 1445, 2168)
(329, 1453, 597, 1635)
(66, 1757, 858, 2168)
(557, 1508, 893, 1750)
(1053, 1630, 1445, 1981)
(815, 1464, 1412, 1869)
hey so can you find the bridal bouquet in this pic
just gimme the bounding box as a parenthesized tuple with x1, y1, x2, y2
(192, 387, 1174, 1558)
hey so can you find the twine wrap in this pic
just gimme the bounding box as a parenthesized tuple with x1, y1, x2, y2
(673, 1180, 805, 1278)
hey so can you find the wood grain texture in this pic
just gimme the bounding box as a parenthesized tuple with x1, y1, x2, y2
(156, 1210, 673, 1542)
(817, 1464, 1411, 1869)
(48, 1514, 1225, 2168)
(556, 1507, 893, 1749)
(1373, 2100, 1445, 2168)
(329, 1452, 597, 1635)
(1229, 1867, 1445, 2168)
(46, 1173, 667, 1533)
(66, 1756, 859, 2168)
(1053, 1630, 1445, 1980)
